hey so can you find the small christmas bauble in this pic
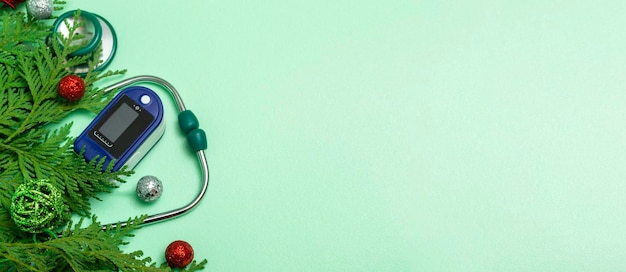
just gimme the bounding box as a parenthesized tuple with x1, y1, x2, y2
(136, 175, 163, 202)
(26, 0, 53, 19)
(58, 75, 86, 102)
(165, 240, 195, 268)
(10, 179, 66, 233)
(2, 0, 25, 9)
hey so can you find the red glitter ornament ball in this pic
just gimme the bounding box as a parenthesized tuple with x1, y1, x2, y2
(165, 240, 195, 268)
(58, 75, 86, 102)
(2, 0, 25, 8)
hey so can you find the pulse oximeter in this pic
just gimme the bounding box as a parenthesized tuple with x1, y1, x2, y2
(74, 86, 165, 171)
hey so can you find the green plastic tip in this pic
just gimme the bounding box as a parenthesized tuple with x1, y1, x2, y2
(187, 128, 207, 151)
(178, 110, 199, 134)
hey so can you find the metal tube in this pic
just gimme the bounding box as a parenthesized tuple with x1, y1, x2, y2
(97, 76, 209, 230)
(104, 150, 209, 230)
(102, 75, 187, 112)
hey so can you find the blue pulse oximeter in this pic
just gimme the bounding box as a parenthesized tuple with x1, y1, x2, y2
(74, 86, 165, 171)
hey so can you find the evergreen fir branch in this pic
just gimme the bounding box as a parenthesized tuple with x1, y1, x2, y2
(3, 10, 125, 143)
(0, 52, 27, 91)
(0, 124, 132, 217)
(52, 0, 67, 11)
(0, 51, 15, 66)
(159, 260, 209, 271)
(0, 209, 21, 243)
(0, 10, 50, 53)
(0, 216, 172, 271)
(75, 46, 127, 113)
(0, 5, 208, 271)
(0, 86, 31, 137)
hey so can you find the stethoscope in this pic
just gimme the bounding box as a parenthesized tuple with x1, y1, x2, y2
(53, 10, 209, 230)
(52, 10, 117, 74)
(101, 76, 210, 230)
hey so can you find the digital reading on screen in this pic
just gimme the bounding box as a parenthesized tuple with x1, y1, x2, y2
(87, 94, 155, 158)
(74, 86, 164, 172)
(99, 103, 139, 142)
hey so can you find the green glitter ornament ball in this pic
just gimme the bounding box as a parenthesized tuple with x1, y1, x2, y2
(10, 179, 66, 233)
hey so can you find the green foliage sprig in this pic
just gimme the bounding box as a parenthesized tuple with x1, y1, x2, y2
(0, 5, 128, 227)
(0, 3, 206, 271)
(1, 215, 207, 271)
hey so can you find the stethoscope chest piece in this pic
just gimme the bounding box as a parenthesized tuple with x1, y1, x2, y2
(52, 10, 117, 74)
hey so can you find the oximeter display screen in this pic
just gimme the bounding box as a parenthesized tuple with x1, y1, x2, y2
(99, 104, 139, 142)
(88, 95, 155, 158)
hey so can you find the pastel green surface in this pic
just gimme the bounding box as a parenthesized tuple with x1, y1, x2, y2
(60, 1, 626, 271)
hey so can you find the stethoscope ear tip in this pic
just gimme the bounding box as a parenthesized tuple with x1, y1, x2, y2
(177, 110, 208, 151)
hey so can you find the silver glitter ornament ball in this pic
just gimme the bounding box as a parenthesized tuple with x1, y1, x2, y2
(136, 175, 163, 202)
(27, 0, 53, 20)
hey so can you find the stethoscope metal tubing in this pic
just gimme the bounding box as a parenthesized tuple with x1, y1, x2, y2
(104, 150, 209, 230)
(98, 75, 209, 230)
(102, 75, 187, 112)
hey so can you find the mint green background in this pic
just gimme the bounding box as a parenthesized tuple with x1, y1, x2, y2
(59, 1, 626, 271)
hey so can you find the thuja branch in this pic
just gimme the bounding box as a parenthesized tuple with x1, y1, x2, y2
(0, 5, 207, 271)
(3, 11, 95, 143)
